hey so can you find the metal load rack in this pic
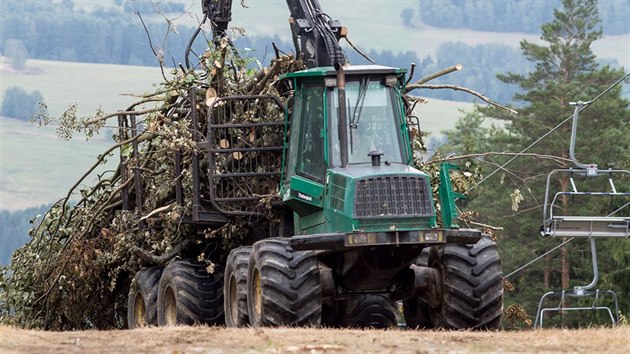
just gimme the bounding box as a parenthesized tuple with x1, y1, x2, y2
(534, 100, 630, 329)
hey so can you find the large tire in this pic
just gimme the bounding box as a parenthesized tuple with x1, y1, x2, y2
(341, 294, 398, 329)
(430, 236, 504, 330)
(247, 238, 322, 327)
(157, 260, 224, 326)
(127, 266, 163, 328)
(224, 246, 251, 327)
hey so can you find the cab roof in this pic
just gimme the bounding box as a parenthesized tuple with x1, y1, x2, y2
(280, 65, 406, 80)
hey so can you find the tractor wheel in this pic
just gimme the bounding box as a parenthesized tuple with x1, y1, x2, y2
(403, 248, 433, 329)
(157, 260, 224, 326)
(224, 246, 252, 327)
(342, 294, 398, 329)
(247, 238, 322, 327)
(430, 236, 504, 330)
(127, 266, 163, 328)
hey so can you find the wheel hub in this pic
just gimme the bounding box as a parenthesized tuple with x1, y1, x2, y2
(252, 268, 262, 323)
(164, 286, 177, 325)
(228, 275, 238, 324)
(133, 293, 146, 327)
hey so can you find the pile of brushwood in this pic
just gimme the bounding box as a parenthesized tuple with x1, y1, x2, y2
(0, 38, 306, 329)
(0, 37, 511, 329)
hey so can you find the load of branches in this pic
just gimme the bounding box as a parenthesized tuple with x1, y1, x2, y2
(0, 37, 305, 329)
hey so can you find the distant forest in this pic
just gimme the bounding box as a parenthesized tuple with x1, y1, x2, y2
(2, 0, 626, 104)
(410, 0, 629, 35)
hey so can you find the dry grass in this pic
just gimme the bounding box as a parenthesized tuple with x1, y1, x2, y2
(1, 325, 629, 353)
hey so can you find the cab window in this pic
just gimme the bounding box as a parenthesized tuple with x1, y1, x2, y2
(295, 85, 326, 180)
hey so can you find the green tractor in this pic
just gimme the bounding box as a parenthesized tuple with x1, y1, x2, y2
(241, 64, 503, 329)
(126, 0, 503, 330)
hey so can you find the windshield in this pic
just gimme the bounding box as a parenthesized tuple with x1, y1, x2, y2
(329, 80, 404, 166)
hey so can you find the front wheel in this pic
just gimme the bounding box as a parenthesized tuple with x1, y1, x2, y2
(157, 260, 224, 326)
(247, 238, 322, 327)
(403, 237, 503, 330)
(430, 236, 504, 329)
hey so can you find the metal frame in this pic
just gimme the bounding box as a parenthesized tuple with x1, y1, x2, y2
(534, 100, 629, 329)
(204, 94, 288, 217)
(533, 237, 620, 328)
(541, 168, 630, 238)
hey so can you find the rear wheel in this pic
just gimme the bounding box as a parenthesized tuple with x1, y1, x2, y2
(224, 246, 251, 327)
(430, 236, 504, 329)
(127, 266, 163, 328)
(247, 238, 322, 327)
(342, 294, 397, 329)
(157, 260, 224, 326)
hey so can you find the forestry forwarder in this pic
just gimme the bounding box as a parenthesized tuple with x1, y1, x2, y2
(126, 0, 504, 330)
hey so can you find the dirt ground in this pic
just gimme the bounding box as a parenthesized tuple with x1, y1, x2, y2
(1, 325, 629, 353)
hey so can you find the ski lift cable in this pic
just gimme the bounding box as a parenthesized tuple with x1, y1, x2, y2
(504, 199, 630, 280)
(467, 72, 630, 195)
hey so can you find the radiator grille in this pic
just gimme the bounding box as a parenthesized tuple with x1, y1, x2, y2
(354, 175, 433, 218)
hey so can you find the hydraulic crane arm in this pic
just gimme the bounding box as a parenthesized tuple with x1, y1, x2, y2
(200, 0, 346, 68)
(285, 0, 346, 68)
(202, 0, 233, 40)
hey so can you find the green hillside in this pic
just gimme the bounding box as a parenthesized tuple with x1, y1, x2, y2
(1, 57, 164, 117)
(0, 117, 116, 210)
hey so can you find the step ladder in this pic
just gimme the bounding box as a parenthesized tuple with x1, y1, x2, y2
(534, 101, 630, 328)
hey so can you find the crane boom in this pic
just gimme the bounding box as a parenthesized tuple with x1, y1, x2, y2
(201, 0, 346, 68)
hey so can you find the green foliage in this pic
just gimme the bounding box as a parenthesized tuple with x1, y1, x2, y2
(3, 38, 28, 70)
(0, 86, 44, 121)
(442, 0, 630, 327)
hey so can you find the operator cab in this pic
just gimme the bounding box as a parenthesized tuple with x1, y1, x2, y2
(281, 65, 436, 237)
(282, 65, 411, 184)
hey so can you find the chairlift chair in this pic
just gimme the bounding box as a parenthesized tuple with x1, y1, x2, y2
(534, 101, 630, 329)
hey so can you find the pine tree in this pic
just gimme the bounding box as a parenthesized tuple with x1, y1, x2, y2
(443, 0, 630, 326)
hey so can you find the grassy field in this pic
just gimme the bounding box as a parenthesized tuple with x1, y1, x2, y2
(1, 58, 163, 211)
(0, 116, 117, 211)
(1, 325, 629, 353)
(0, 57, 164, 117)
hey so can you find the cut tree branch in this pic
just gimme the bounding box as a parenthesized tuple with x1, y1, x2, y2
(411, 64, 462, 87)
(406, 84, 518, 114)
(131, 239, 193, 265)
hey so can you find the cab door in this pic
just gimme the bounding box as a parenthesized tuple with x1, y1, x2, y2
(282, 82, 327, 234)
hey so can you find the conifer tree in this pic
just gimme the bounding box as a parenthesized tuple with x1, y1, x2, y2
(443, 0, 630, 325)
